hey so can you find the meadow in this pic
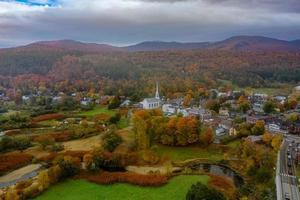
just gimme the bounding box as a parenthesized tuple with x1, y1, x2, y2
(78, 106, 117, 117)
(153, 145, 224, 162)
(35, 175, 209, 200)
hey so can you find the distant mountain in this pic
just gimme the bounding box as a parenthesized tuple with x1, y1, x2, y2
(208, 36, 300, 52)
(124, 36, 300, 52)
(0, 36, 299, 54)
(123, 41, 210, 51)
(25, 39, 122, 53)
(291, 40, 300, 45)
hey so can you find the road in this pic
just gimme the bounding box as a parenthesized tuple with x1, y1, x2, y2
(277, 135, 300, 200)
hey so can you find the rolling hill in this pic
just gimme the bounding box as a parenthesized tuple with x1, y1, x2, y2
(1, 36, 299, 53)
(124, 36, 300, 52)
(123, 41, 211, 51)
(21, 39, 122, 53)
(208, 36, 300, 52)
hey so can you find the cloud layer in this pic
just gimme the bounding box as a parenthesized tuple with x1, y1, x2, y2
(0, 0, 300, 47)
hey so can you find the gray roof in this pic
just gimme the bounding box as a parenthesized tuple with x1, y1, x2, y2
(143, 98, 160, 103)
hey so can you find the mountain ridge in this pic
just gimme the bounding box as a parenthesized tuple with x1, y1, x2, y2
(1, 35, 300, 52)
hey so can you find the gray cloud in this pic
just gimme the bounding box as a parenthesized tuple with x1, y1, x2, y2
(0, 0, 299, 47)
(202, 0, 300, 13)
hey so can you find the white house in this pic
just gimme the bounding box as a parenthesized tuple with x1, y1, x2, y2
(177, 108, 189, 117)
(120, 100, 131, 107)
(140, 82, 161, 110)
(273, 95, 287, 104)
(162, 104, 177, 115)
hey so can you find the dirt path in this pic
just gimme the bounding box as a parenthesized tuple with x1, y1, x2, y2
(62, 134, 102, 151)
(25, 146, 50, 159)
(114, 127, 134, 153)
(0, 164, 42, 188)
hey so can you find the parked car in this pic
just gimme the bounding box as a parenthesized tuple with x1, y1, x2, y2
(285, 192, 290, 200)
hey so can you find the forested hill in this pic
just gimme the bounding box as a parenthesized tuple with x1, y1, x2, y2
(0, 36, 299, 95)
(124, 36, 300, 52)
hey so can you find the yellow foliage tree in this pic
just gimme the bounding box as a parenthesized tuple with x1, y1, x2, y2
(262, 132, 273, 145)
(5, 187, 19, 200)
(48, 165, 62, 184)
(271, 135, 283, 151)
(37, 170, 50, 191)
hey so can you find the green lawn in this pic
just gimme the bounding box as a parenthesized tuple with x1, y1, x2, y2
(153, 145, 224, 162)
(35, 175, 209, 200)
(78, 106, 117, 117)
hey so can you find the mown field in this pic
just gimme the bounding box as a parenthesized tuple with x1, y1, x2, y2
(35, 175, 209, 200)
(153, 145, 224, 162)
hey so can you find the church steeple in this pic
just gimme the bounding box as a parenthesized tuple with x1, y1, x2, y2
(155, 82, 160, 99)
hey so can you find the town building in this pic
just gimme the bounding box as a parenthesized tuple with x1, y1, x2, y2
(140, 82, 161, 110)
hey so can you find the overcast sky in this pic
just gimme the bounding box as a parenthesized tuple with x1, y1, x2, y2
(0, 0, 300, 47)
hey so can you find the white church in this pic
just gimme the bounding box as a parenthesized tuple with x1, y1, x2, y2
(140, 82, 161, 109)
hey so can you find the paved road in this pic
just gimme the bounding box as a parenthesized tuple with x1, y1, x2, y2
(277, 135, 300, 200)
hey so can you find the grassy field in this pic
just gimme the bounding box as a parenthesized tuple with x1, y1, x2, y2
(217, 79, 293, 95)
(79, 106, 117, 117)
(78, 106, 129, 129)
(153, 145, 224, 162)
(35, 175, 209, 200)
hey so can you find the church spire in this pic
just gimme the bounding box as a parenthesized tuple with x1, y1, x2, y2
(155, 82, 160, 99)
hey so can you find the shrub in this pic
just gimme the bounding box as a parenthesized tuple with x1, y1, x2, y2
(32, 131, 72, 143)
(186, 182, 226, 200)
(109, 113, 121, 124)
(102, 132, 123, 152)
(208, 175, 236, 199)
(108, 96, 121, 109)
(15, 136, 32, 151)
(32, 113, 65, 123)
(48, 143, 64, 152)
(22, 182, 40, 199)
(37, 170, 50, 191)
(58, 156, 80, 179)
(0, 153, 33, 175)
(34, 135, 55, 149)
(5, 187, 19, 200)
(92, 153, 123, 171)
(47, 165, 62, 184)
(0, 136, 31, 152)
(255, 167, 272, 183)
(82, 171, 168, 186)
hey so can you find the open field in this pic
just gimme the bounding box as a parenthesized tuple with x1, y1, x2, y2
(153, 145, 224, 162)
(217, 79, 293, 95)
(35, 175, 209, 200)
(78, 106, 116, 117)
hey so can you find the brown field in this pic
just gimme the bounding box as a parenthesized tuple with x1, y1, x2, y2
(62, 134, 102, 151)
